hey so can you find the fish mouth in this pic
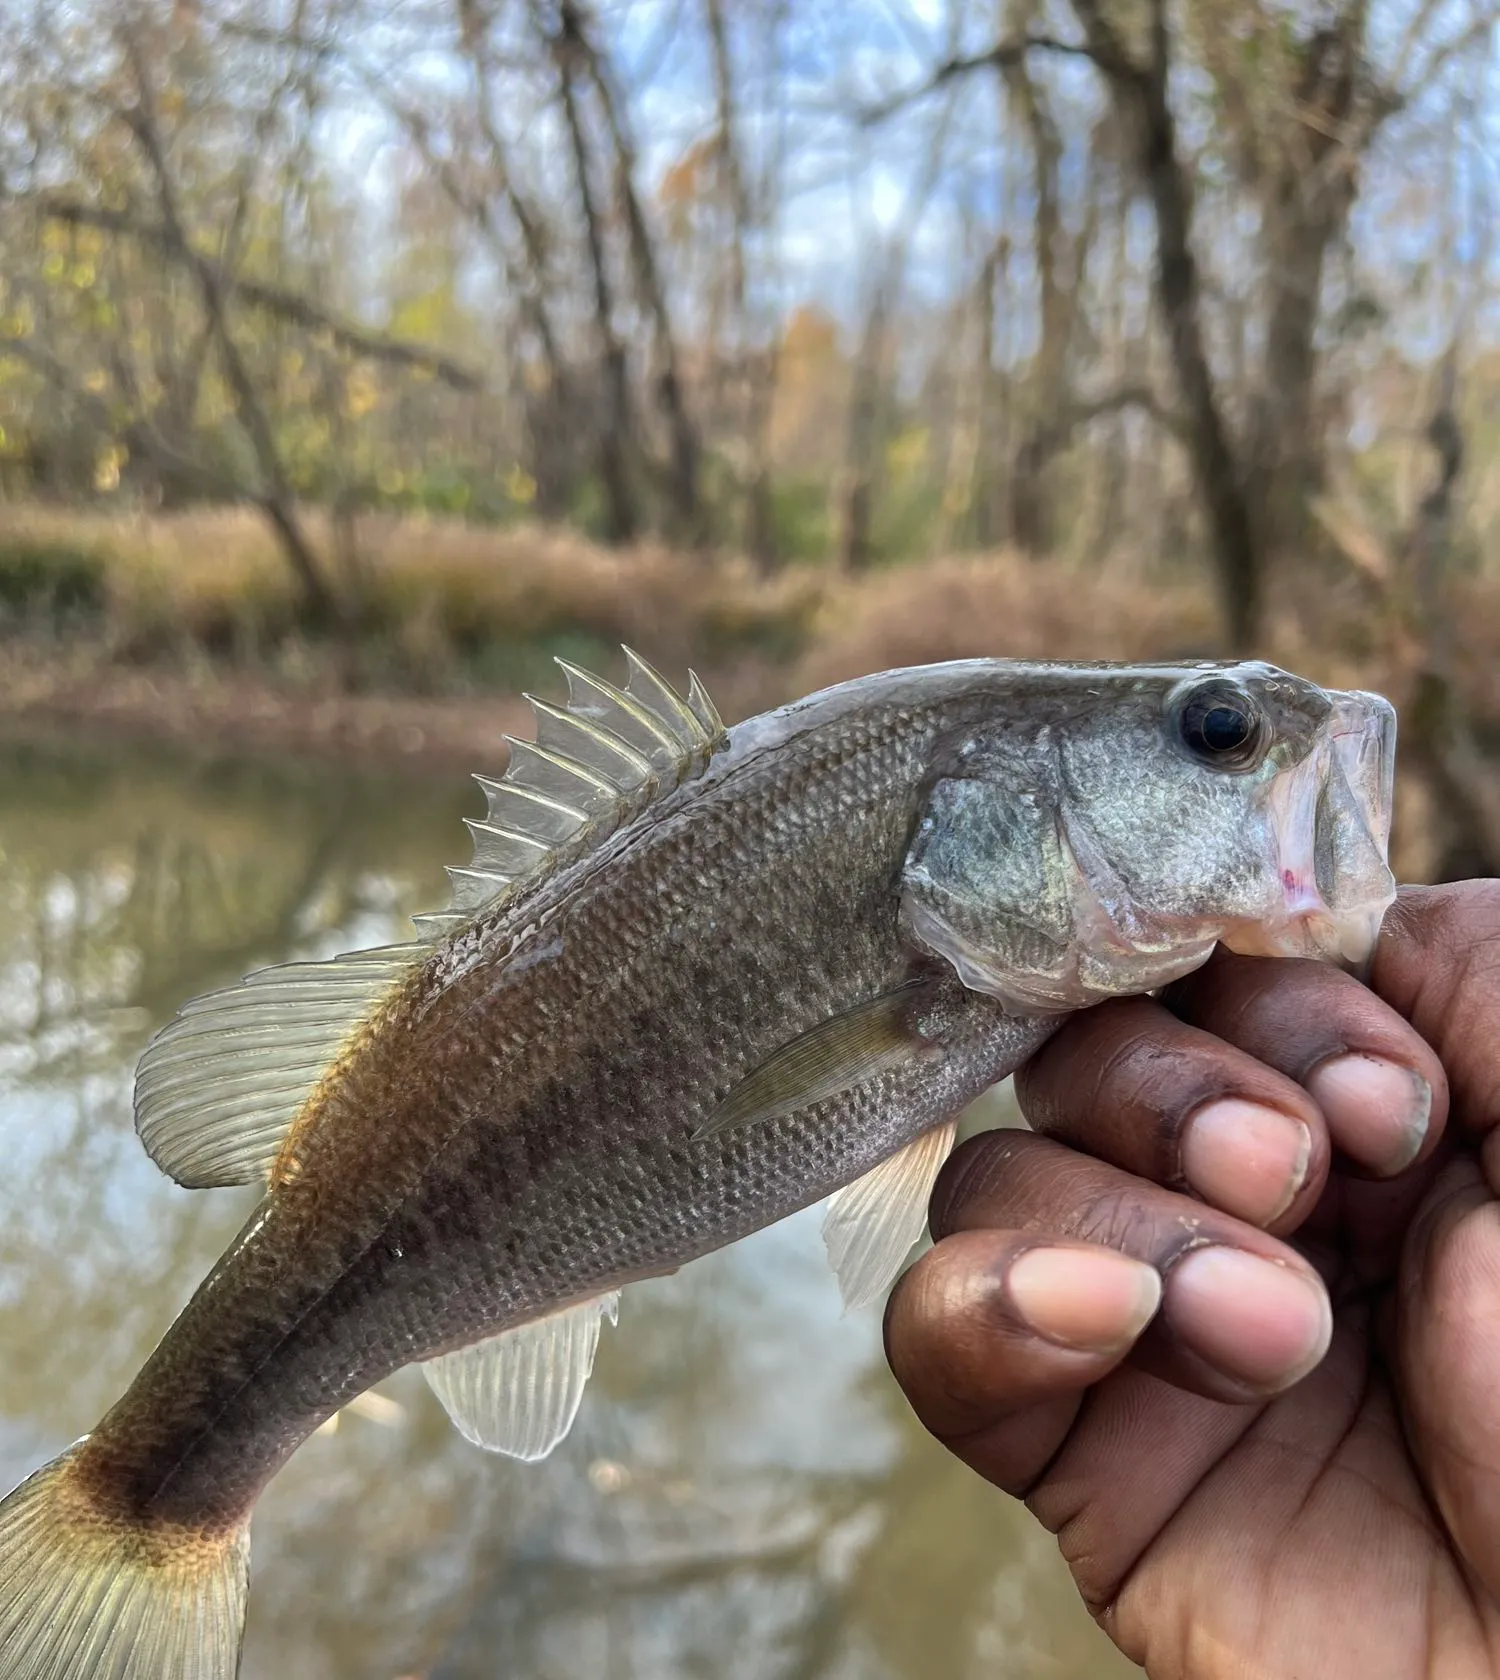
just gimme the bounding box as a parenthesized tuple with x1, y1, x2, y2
(1220, 690, 1398, 967)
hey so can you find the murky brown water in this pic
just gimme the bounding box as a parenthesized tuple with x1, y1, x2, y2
(0, 729, 1137, 1680)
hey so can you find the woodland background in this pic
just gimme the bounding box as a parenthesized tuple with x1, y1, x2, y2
(1, 0, 1498, 879)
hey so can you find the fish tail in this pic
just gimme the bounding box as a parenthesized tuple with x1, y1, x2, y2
(0, 1443, 249, 1680)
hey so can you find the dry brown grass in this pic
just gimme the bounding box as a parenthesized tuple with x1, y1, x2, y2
(2, 502, 1230, 709)
(5, 499, 1496, 699)
(0, 502, 827, 695)
(794, 555, 1220, 694)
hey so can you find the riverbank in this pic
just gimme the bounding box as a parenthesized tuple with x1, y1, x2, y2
(3, 501, 1497, 883)
(0, 641, 534, 776)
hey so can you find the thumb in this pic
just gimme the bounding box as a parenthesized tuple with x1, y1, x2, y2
(1398, 1154, 1500, 1597)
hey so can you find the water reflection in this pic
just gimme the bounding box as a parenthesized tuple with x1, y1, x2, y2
(0, 730, 1135, 1679)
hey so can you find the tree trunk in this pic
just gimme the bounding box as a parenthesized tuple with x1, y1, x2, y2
(119, 20, 340, 625)
(1403, 367, 1500, 875)
(1070, 0, 1265, 649)
(1001, 5, 1068, 555)
(549, 15, 637, 544)
(836, 284, 889, 572)
(1241, 18, 1363, 568)
(457, 3, 582, 520)
(935, 240, 995, 554)
(705, 0, 780, 568)
(968, 241, 1001, 550)
(563, 0, 702, 542)
(744, 343, 781, 572)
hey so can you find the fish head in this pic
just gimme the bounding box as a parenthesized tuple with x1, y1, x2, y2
(901, 661, 1397, 1014)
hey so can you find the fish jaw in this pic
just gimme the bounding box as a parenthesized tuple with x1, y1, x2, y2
(1219, 690, 1397, 967)
(902, 873, 1223, 1016)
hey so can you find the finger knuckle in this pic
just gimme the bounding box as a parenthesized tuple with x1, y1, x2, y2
(1071, 1184, 1206, 1266)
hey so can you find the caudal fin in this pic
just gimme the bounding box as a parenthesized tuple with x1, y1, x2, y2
(0, 1445, 249, 1680)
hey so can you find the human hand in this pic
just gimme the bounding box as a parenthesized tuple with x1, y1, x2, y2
(885, 882, 1500, 1679)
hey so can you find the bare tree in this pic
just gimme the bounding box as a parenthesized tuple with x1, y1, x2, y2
(837, 90, 956, 571)
(544, 0, 639, 542)
(704, 0, 781, 568)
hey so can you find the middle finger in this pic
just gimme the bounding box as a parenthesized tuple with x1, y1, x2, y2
(930, 1131, 1333, 1402)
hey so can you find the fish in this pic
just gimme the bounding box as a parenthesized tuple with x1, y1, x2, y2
(0, 652, 1397, 1680)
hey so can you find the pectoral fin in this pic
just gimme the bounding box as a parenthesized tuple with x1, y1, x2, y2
(823, 1121, 957, 1311)
(694, 981, 938, 1140)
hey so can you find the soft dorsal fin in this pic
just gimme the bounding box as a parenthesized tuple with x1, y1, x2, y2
(135, 944, 423, 1187)
(822, 1121, 956, 1311)
(423, 1293, 619, 1460)
(133, 652, 726, 1189)
(412, 647, 725, 940)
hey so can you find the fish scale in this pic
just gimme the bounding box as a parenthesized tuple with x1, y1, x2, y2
(0, 654, 1398, 1680)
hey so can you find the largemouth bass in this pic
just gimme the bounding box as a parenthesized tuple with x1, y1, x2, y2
(0, 653, 1396, 1679)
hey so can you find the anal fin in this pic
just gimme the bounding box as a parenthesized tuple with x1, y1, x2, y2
(823, 1121, 957, 1311)
(423, 1293, 619, 1461)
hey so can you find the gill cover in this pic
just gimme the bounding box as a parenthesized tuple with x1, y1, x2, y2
(899, 733, 1220, 1015)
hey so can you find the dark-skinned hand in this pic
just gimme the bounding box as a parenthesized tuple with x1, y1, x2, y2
(885, 881, 1500, 1679)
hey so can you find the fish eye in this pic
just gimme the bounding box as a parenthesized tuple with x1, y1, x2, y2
(1175, 684, 1265, 769)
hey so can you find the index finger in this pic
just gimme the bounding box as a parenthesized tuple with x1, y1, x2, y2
(1162, 949, 1448, 1180)
(1369, 882, 1500, 1140)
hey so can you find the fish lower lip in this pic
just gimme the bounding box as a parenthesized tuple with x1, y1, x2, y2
(1280, 877, 1327, 919)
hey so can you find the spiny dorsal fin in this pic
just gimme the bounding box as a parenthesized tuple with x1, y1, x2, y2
(414, 648, 726, 941)
(135, 943, 423, 1188)
(423, 1293, 620, 1460)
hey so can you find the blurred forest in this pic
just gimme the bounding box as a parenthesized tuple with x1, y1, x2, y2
(1, 0, 1500, 875)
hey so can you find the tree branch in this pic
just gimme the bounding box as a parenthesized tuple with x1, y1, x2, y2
(561, 0, 702, 537)
(28, 196, 484, 393)
(1405, 356, 1500, 871)
(1068, 0, 1264, 647)
(1066, 382, 1188, 441)
(859, 34, 1100, 124)
(1, 334, 245, 502)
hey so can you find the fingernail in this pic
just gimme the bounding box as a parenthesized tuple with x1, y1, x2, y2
(1181, 1100, 1312, 1226)
(1306, 1055, 1432, 1176)
(1167, 1247, 1332, 1392)
(1009, 1246, 1163, 1354)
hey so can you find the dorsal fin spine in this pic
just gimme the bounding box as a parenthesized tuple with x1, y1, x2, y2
(556, 659, 681, 757)
(465, 820, 549, 850)
(687, 671, 723, 738)
(623, 646, 709, 746)
(502, 736, 619, 800)
(476, 778, 588, 824)
(438, 655, 727, 934)
(131, 655, 726, 1195)
(526, 696, 655, 782)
